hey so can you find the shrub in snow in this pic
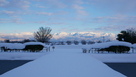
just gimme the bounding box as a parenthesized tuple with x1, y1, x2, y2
(82, 48, 87, 53)
(88, 41, 95, 45)
(97, 40, 102, 43)
(99, 46, 130, 53)
(66, 41, 72, 45)
(23, 45, 44, 52)
(81, 40, 86, 45)
(73, 40, 79, 45)
(0, 42, 47, 52)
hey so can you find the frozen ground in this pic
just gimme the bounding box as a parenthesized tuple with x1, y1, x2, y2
(0, 47, 126, 77)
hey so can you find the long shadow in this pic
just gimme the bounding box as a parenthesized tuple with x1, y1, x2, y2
(105, 63, 136, 77)
(0, 60, 136, 77)
(0, 60, 32, 75)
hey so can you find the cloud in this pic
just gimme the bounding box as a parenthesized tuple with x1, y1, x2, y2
(71, 4, 88, 16)
(0, 0, 30, 10)
(0, 0, 9, 6)
(0, 32, 33, 41)
(95, 25, 136, 32)
(87, 0, 136, 14)
(33, 0, 66, 8)
(0, 10, 16, 15)
(0, 17, 27, 24)
(88, 15, 136, 25)
(36, 12, 53, 16)
(34, 4, 47, 8)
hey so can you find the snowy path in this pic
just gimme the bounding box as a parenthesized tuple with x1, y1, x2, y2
(0, 49, 126, 77)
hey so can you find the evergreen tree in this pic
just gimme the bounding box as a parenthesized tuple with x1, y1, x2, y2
(117, 28, 136, 44)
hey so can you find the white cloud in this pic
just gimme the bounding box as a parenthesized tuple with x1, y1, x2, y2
(33, 0, 66, 8)
(36, 12, 53, 16)
(87, 0, 136, 14)
(0, 0, 30, 10)
(72, 4, 88, 16)
(0, 32, 33, 41)
(34, 4, 47, 8)
(0, 10, 15, 15)
(0, 0, 9, 6)
(72, 4, 84, 10)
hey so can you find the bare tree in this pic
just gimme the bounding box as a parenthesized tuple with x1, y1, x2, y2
(34, 27, 52, 43)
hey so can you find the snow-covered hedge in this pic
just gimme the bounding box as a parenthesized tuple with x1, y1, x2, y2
(90, 41, 133, 49)
(0, 42, 47, 52)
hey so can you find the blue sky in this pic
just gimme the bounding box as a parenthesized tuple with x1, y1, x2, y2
(0, 0, 136, 35)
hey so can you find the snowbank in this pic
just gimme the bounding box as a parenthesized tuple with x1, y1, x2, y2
(0, 49, 126, 77)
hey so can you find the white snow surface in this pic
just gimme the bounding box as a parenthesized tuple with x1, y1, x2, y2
(88, 41, 133, 49)
(0, 43, 25, 49)
(0, 48, 126, 77)
(24, 42, 48, 47)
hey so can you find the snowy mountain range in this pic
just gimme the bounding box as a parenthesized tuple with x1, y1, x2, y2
(51, 32, 116, 42)
(0, 32, 116, 42)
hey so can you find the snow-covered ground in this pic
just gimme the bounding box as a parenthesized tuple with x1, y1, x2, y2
(1, 41, 136, 77)
(0, 44, 136, 62)
(0, 47, 126, 77)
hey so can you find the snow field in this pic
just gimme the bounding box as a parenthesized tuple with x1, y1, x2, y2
(0, 48, 126, 77)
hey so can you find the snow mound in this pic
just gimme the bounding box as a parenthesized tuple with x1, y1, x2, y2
(132, 44, 136, 48)
(90, 41, 132, 49)
(24, 42, 47, 47)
